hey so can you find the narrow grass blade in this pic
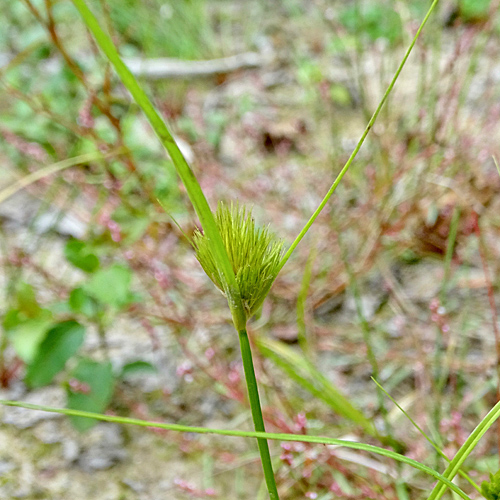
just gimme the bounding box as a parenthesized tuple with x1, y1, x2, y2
(0, 40, 44, 77)
(427, 399, 500, 500)
(277, 0, 440, 272)
(296, 247, 316, 356)
(0, 150, 124, 205)
(0, 399, 471, 500)
(493, 156, 500, 178)
(439, 205, 460, 302)
(70, 0, 245, 328)
(372, 378, 482, 495)
(256, 337, 377, 437)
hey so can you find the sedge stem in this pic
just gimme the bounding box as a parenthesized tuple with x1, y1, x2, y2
(238, 328, 279, 500)
(277, 0, 440, 273)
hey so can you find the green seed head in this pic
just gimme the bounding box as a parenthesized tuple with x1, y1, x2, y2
(194, 202, 284, 318)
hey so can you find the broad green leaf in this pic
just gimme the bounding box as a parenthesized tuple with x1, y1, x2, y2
(3, 309, 53, 363)
(329, 83, 352, 107)
(84, 264, 133, 307)
(3, 283, 54, 362)
(64, 239, 100, 273)
(25, 321, 85, 388)
(68, 287, 98, 317)
(67, 359, 115, 432)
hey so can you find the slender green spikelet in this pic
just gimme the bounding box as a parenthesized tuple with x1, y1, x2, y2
(194, 202, 284, 318)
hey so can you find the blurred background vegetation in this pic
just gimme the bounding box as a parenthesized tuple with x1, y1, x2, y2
(1, 0, 500, 499)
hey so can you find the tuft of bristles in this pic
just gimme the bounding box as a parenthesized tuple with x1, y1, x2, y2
(194, 202, 284, 318)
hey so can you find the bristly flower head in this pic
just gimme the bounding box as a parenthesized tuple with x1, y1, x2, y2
(194, 202, 284, 318)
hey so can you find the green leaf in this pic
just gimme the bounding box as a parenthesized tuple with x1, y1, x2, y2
(3, 309, 54, 363)
(66, 359, 115, 432)
(278, 1, 441, 272)
(84, 264, 133, 307)
(68, 287, 98, 317)
(339, 2, 403, 45)
(120, 361, 157, 378)
(459, 0, 491, 19)
(111, 206, 150, 244)
(15, 282, 41, 318)
(64, 239, 100, 273)
(25, 321, 85, 388)
(3, 283, 55, 362)
(329, 83, 352, 107)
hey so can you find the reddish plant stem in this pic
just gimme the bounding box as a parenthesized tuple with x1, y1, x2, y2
(42, 0, 122, 132)
(473, 210, 500, 454)
(23, 0, 138, 175)
(21, 0, 45, 23)
(0, 359, 23, 388)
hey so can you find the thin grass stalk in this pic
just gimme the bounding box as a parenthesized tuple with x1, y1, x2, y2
(256, 336, 377, 436)
(372, 378, 482, 495)
(430, 206, 461, 466)
(428, 0, 443, 141)
(194, 203, 282, 498)
(277, 0, 440, 274)
(335, 226, 398, 449)
(427, 398, 500, 500)
(296, 246, 316, 357)
(439, 206, 460, 303)
(0, 150, 124, 205)
(474, 212, 500, 457)
(238, 329, 279, 500)
(494, 156, 500, 177)
(0, 399, 474, 499)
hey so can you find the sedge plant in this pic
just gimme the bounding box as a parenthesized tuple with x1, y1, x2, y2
(12, 0, 441, 498)
(193, 201, 284, 499)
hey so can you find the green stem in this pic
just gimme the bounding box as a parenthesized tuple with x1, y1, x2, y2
(277, 0, 440, 273)
(70, 0, 246, 331)
(238, 328, 279, 500)
(0, 399, 474, 500)
(0, 150, 124, 205)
